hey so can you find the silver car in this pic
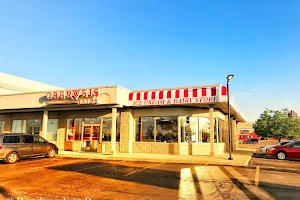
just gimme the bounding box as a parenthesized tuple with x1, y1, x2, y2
(0, 134, 58, 164)
(257, 140, 294, 154)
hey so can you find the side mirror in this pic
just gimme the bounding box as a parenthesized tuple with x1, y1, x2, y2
(287, 144, 293, 148)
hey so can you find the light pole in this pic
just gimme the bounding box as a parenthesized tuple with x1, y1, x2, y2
(227, 74, 234, 160)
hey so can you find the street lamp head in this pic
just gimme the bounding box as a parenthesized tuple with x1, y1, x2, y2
(227, 74, 234, 81)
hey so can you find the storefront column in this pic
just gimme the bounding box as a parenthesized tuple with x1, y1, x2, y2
(57, 117, 66, 150)
(209, 105, 215, 157)
(120, 109, 134, 153)
(153, 117, 157, 142)
(198, 117, 202, 143)
(216, 118, 219, 143)
(110, 107, 117, 156)
(41, 111, 48, 139)
(177, 116, 181, 143)
(223, 114, 229, 152)
(231, 118, 237, 151)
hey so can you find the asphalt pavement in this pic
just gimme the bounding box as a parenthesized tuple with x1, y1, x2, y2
(0, 157, 299, 200)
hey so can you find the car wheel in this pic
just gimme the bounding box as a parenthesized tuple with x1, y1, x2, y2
(5, 152, 18, 164)
(47, 148, 56, 158)
(277, 151, 286, 160)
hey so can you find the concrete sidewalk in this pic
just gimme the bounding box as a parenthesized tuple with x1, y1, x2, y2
(57, 149, 252, 167)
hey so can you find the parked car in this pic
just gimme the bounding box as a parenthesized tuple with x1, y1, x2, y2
(0, 134, 58, 164)
(243, 138, 259, 144)
(257, 140, 294, 154)
(267, 140, 300, 160)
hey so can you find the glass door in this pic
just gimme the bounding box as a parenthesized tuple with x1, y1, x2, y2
(81, 123, 101, 151)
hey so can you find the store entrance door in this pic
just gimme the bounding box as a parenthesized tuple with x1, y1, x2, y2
(81, 123, 101, 151)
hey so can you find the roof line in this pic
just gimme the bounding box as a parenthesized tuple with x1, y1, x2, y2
(131, 84, 222, 93)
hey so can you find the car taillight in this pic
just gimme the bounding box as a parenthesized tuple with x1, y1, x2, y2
(0, 146, 2, 150)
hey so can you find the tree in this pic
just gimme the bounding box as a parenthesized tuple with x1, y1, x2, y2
(253, 108, 300, 142)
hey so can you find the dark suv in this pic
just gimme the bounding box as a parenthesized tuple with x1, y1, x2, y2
(243, 138, 259, 144)
(0, 134, 58, 164)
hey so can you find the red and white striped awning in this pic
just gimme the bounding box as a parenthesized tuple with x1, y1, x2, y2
(128, 86, 227, 106)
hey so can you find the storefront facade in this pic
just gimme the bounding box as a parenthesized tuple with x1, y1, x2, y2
(0, 84, 246, 156)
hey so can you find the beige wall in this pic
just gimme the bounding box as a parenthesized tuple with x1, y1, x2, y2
(132, 142, 225, 155)
(120, 109, 134, 153)
(0, 86, 130, 111)
(133, 142, 179, 154)
(0, 72, 63, 95)
(179, 143, 225, 155)
(103, 142, 120, 153)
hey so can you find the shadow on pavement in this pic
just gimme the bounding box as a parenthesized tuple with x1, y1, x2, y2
(258, 181, 300, 199)
(0, 185, 16, 199)
(47, 160, 300, 199)
(48, 161, 182, 190)
(219, 166, 260, 200)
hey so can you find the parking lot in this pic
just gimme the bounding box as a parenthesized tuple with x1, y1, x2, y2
(0, 157, 299, 200)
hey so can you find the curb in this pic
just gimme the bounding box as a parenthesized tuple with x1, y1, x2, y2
(248, 164, 300, 174)
(57, 154, 248, 167)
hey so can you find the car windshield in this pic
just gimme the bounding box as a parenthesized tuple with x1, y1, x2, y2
(280, 141, 291, 146)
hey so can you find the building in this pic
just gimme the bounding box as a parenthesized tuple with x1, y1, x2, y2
(0, 72, 63, 95)
(237, 122, 261, 141)
(288, 110, 298, 119)
(0, 76, 247, 156)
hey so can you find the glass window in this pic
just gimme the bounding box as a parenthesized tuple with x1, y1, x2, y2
(135, 117, 154, 142)
(3, 136, 20, 144)
(0, 120, 4, 134)
(21, 135, 33, 143)
(182, 117, 210, 143)
(66, 117, 120, 142)
(293, 142, 300, 147)
(66, 119, 75, 141)
(12, 120, 26, 133)
(26, 119, 42, 135)
(156, 117, 178, 143)
(102, 117, 112, 141)
(47, 119, 58, 141)
(180, 117, 221, 143)
(134, 117, 178, 142)
(33, 135, 45, 143)
(27, 119, 41, 127)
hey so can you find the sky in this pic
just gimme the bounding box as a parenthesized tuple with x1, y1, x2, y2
(0, 0, 300, 122)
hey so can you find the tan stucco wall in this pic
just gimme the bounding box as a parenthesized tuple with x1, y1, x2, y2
(179, 143, 225, 155)
(120, 109, 134, 153)
(132, 142, 225, 155)
(133, 142, 180, 154)
(57, 116, 66, 150)
(0, 86, 129, 111)
(103, 142, 120, 153)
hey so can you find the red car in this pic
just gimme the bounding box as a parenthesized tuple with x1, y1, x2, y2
(267, 140, 300, 160)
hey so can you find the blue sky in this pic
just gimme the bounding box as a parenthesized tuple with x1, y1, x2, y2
(0, 0, 300, 122)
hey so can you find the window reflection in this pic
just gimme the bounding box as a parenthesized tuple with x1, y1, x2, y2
(66, 117, 120, 142)
(135, 117, 178, 143)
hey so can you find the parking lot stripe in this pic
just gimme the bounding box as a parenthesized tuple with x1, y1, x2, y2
(75, 160, 126, 172)
(123, 162, 164, 177)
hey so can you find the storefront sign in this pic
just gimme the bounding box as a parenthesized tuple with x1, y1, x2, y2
(131, 96, 218, 106)
(46, 88, 101, 105)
